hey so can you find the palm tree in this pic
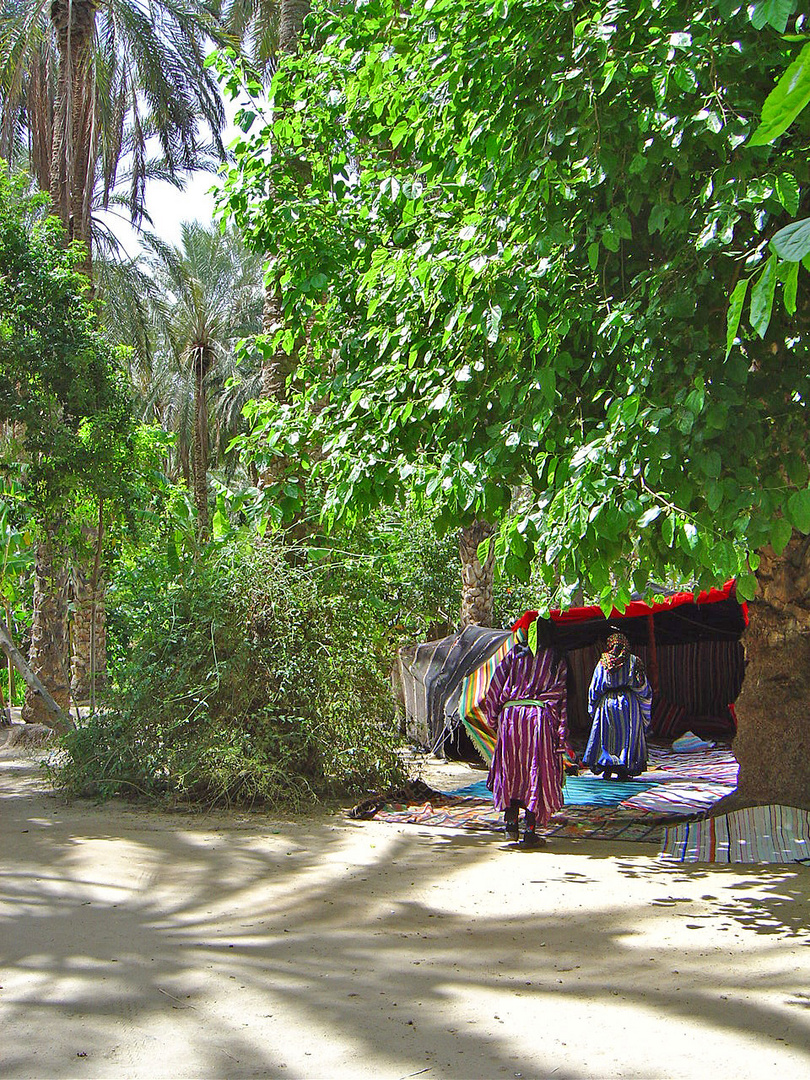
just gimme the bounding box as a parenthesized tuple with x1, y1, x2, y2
(219, 0, 278, 82)
(0, 0, 228, 275)
(214, 0, 310, 443)
(1, 0, 231, 707)
(136, 223, 263, 535)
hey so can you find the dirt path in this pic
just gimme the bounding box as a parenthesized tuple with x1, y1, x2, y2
(2, 748, 809, 1080)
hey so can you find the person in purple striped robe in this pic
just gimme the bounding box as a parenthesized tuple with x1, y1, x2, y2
(484, 627, 568, 847)
(583, 632, 652, 780)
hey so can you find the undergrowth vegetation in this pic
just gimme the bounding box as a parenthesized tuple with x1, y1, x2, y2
(52, 538, 408, 809)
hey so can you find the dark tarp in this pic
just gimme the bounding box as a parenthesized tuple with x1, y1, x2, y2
(398, 625, 510, 751)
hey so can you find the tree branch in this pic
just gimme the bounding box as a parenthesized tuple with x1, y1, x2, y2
(0, 618, 75, 733)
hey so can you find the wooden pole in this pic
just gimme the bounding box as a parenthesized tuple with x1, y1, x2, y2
(0, 663, 8, 725)
(89, 498, 104, 715)
(646, 613, 660, 694)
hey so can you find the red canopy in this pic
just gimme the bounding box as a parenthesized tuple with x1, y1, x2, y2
(512, 579, 748, 637)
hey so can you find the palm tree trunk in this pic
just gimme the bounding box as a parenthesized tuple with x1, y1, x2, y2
(459, 519, 496, 627)
(279, 0, 311, 52)
(179, 441, 191, 487)
(49, 0, 96, 277)
(28, 46, 55, 195)
(716, 533, 810, 811)
(259, 0, 311, 492)
(0, 617, 74, 732)
(192, 348, 210, 537)
(70, 510, 106, 704)
(22, 524, 71, 724)
(49, 0, 98, 697)
(70, 561, 107, 702)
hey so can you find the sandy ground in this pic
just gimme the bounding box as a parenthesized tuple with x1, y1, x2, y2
(2, 746, 810, 1080)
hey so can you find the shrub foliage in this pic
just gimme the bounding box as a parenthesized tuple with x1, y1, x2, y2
(53, 539, 405, 808)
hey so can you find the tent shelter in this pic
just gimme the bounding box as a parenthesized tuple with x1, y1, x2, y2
(398, 582, 747, 760)
(398, 625, 510, 753)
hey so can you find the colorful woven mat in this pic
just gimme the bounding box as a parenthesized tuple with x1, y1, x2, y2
(450, 775, 657, 808)
(374, 797, 670, 843)
(660, 804, 810, 864)
(371, 746, 740, 844)
(623, 781, 734, 815)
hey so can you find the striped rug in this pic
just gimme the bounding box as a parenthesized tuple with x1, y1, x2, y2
(372, 747, 741, 842)
(624, 781, 733, 815)
(646, 746, 739, 784)
(660, 805, 810, 864)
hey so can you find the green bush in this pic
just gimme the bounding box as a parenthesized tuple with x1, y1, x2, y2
(53, 538, 405, 809)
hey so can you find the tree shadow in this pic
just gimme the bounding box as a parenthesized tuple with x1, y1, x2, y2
(2, 752, 810, 1078)
(610, 852, 810, 939)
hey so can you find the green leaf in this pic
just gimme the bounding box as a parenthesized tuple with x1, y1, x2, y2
(749, 254, 777, 338)
(485, 304, 502, 343)
(774, 174, 800, 216)
(785, 453, 808, 487)
(602, 230, 620, 252)
(652, 69, 668, 106)
(620, 395, 640, 423)
(638, 506, 662, 528)
(599, 588, 615, 618)
(476, 535, 492, 565)
(648, 204, 668, 235)
(680, 522, 700, 551)
(699, 449, 721, 478)
(600, 60, 618, 95)
(528, 617, 538, 655)
(662, 513, 676, 547)
(673, 65, 698, 93)
(538, 368, 557, 402)
(750, 0, 796, 33)
(770, 217, 810, 262)
(212, 498, 228, 540)
(749, 41, 810, 146)
(786, 488, 810, 533)
(726, 277, 749, 357)
(770, 516, 793, 555)
(587, 241, 599, 271)
(735, 572, 758, 602)
(166, 535, 180, 575)
(685, 385, 705, 416)
(390, 122, 409, 148)
(705, 481, 724, 511)
(784, 259, 799, 314)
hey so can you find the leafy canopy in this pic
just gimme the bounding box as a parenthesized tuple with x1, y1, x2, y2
(737, 20, 810, 339)
(0, 174, 140, 511)
(215, 0, 810, 611)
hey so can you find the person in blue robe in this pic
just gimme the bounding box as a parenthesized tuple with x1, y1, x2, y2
(583, 632, 652, 780)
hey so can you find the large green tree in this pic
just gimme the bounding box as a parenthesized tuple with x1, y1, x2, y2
(0, 175, 137, 724)
(216, 0, 810, 807)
